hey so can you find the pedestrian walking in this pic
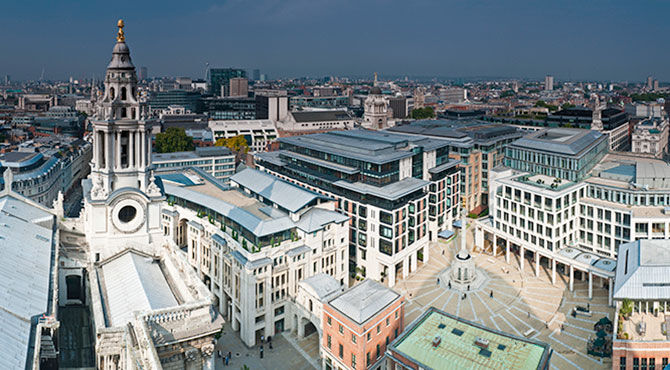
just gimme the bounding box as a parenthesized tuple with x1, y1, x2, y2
(260, 345, 264, 359)
(490, 290, 493, 298)
(437, 277, 440, 285)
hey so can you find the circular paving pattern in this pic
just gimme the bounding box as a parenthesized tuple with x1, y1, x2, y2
(395, 231, 613, 370)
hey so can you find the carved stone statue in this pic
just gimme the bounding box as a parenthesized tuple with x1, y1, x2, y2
(3, 168, 13, 192)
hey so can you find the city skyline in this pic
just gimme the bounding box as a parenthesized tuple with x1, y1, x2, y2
(2, 0, 669, 82)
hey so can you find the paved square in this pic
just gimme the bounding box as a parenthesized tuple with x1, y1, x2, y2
(395, 230, 613, 370)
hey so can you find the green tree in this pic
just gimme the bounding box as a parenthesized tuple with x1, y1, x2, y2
(215, 135, 249, 153)
(411, 107, 435, 119)
(154, 128, 195, 153)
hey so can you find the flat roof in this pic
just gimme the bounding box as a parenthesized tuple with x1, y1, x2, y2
(510, 128, 605, 156)
(328, 279, 400, 325)
(390, 308, 552, 370)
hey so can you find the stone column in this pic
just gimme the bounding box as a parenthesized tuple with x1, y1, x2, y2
(115, 131, 121, 169)
(104, 131, 111, 171)
(505, 240, 510, 264)
(608, 278, 613, 307)
(410, 253, 417, 273)
(402, 258, 409, 279)
(551, 259, 556, 285)
(588, 271, 593, 300)
(389, 266, 396, 287)
(520, 245, 525, 271)
(535, 252, 540, 277)
(129, 131, 135, 168)
(493, 234, 497, 256)
(569, 265, 573, 291)
(140, 130, 145, 167)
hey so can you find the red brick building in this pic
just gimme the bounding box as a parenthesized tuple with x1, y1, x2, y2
(613, 341, 670, 370)
(321, 279, 404, 370)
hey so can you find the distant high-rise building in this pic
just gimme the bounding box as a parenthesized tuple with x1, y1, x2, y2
(228, 77, 248, 97)
(208, 68, 247, 97)
(439, 87, 467, 103)
(647, 76, 654, 90)
(252, 69, 260, 81)
(139, 66, 147, 80)
(653, 80, 660, 91)
(4, 74, 10, 84)
(259, 73, 267, 82)
(544, 75, 554, 91)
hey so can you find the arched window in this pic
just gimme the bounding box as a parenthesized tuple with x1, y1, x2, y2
(110, 87, 115, 99)
(309, 300, 313, 312)
(121, 87, 127, 101)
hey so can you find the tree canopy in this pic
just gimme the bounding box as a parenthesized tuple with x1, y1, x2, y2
(215, 135, 249, 153)
(411, 107, 435, 119)
(535, 100, 558, 111)
(154, 127, 195, 153)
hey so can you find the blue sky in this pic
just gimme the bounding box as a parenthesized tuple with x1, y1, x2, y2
(1, 0, 668, 82)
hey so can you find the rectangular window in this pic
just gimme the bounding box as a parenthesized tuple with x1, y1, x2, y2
(377, 325, 381, 333)
(339, 324, 344, 335)
(327, 316, 331, 326)
(327, 334, 331, 349)
(351, 354, 356, 368)
(352, 334, 357, 344)
(339, 343, 343, 359)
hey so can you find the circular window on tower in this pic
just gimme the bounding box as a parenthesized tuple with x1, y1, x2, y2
(112, 198, 146, 233)
(118, 205, 137, 223)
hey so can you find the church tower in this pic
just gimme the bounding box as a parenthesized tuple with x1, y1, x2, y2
(83, 20, 164, 261)
(362, 73, 391, 130)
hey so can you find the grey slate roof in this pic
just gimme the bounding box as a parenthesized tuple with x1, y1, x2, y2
(614, 240, 670, 300)
(300, 273, 342, 300)
(278, 129, 450, 165)
(230, 168, 328, 213)
(295, 207, 348, 233)
(328, 279, 400, 325)
(334, 177, 428, 201)
(510, 128, 605, 156)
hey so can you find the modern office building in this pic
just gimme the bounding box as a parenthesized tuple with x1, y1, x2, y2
(545, 75, 554, 91)
(625, 101, 667, 119)
(389, 120, 523, 213)
(322, 279, 404, 370)
(252, 69, 260, 81)
(209, 119, 278, 152)
(387, 96, 414, 119)
(160, 167, 349, 346)
(547, 106, 630, 151)
(152, 146, 235, 181)
(439, 87, 467, 103)
(208, 68, 247, 97)
(229, 77, 248, 98)
(255, 129, 461, 287)
(631, 117, 669, 158)
(205, 96, 257, 120)
(385, 307, 553, 370)
(290, 95, 350, 110)
(504, 128, 608, 182)
(275, 110, 355, 134)
(147, 89, 204, 114)
(612, 239, 670, 370)
(256, 93, 290, 121)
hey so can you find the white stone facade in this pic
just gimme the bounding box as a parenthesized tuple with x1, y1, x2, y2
(631, 118, 669, 158)
(209, 119, 278, 152)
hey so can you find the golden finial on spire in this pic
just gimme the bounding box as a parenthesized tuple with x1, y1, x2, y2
(116, 19, 125, 42)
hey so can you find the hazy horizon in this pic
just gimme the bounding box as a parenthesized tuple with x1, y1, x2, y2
(2, 0, 669, 82)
